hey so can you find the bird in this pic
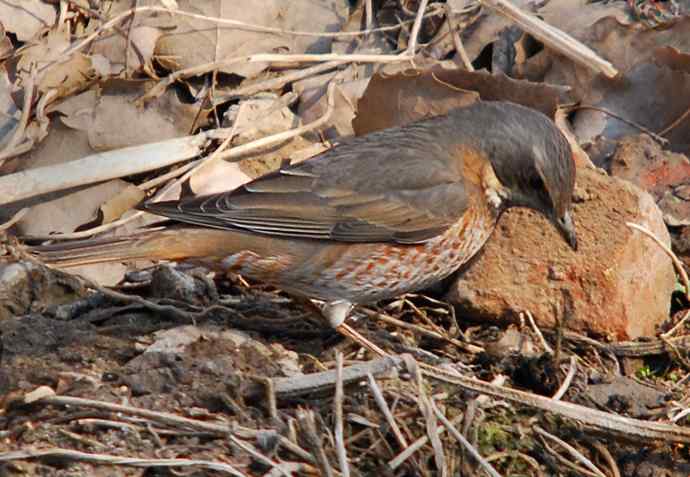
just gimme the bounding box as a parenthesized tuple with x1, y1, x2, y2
(32, 101, 577, 353)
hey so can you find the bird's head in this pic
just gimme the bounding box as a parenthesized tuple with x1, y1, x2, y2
(475, 102, 578, 250)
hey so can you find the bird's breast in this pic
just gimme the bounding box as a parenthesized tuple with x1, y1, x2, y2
(253, 202, 501, 302)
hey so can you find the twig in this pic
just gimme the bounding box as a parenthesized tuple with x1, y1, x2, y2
(626, 222, 689, 302)
(19, 85, 336, 240)
(247, 52, 412, 63)
(448, 16, 474, 71)
(0, 135, 210, 208)
(270, 356, 402, 398)
(0, 448, 244, 476)
(27, 388, 312, 463)
(388, 414, 464, 469)
(334, 352, 350, 477)
(479, 0, 617, 78)
(60, 4, 446, 65)
(591, 441, 621, 477)
(577, 106, 668, 144)
(430, 400, 502, 477)
(552, 355, 577, 401)
(403, 356, 447, 477)
(663, 310, 690, 339)
(524, 310, 553, 354)
(658, 105, 690, 137)
(297, 410, 335, 477)
(366, 373, 409, 449)
(406, 0, 429, 56)
(212, 60, 345, 104)
(361, 308, 484, 354)
(419, 363, 690, 443)
(533, 426, 607, 477)
(0, 208, 28, 232)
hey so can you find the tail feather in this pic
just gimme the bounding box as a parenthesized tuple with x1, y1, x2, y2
(30, 227, 257, 268)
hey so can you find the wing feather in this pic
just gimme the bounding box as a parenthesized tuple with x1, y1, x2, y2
(141, 115, 472, 244)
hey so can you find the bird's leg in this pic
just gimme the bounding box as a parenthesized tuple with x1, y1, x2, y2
(321, 300, 389, 357)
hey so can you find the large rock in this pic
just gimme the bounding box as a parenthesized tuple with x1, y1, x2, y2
(447, 168, 675, 340)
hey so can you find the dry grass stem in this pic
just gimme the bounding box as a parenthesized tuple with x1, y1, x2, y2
(552, 355, 577, 401)
(0, 208, 28, 232)
(626, 222, 690, 302)
(1, 135, 210, 208)
(0, 449, 244, 476)
(430, 400, 503, 477)
(366, 373, 409, 448)
(534, 426, 607, 477)
(663, 309, 690, 339)
(334, 353, 351, 477)
(388, 414, 464, 469)
(524, 310, 553, 353)
(362, 308, 484, 353)
(592, 441, 621, 477)
(406, 0, 430, 56)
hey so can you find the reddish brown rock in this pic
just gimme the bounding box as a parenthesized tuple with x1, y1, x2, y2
(447, 168, 675, 340)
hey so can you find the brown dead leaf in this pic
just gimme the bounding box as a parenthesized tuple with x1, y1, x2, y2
(573, 61, 690, 147)
(2, 119, 91, 176)
(226, 94, 317, 177)
(89, 80, 201, 150)
(0, 0, 56, 42)
(149, 0, 348, 79)
(16, 179, 134, 236)
(99, 184, 145, 224)
(353, 65, 566, 135)
(189, 160, 253, 196)
(53, 80, 202, 151)
(17, 26, 99, 98)
(91, 26, 163, 76)
(537, 16, 690, 101)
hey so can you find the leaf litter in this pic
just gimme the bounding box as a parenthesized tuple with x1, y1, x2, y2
(0, 0, 689, 475)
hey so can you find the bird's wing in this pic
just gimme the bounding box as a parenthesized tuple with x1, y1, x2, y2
(142, 123, 471, 244)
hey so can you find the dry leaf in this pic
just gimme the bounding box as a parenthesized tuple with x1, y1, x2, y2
(17, 26, 97, 98)
(16, 179, 134, 236)
(99, 184, 146, 224)
(91, 26, 163, 76)
(149, 0, 348, 78)
(226, 94, 317, 177)
(353, 65, 566, 135)
(573, 61, 690, 147)
(0, 0, 56, 42)
(55, 80, 202, 151)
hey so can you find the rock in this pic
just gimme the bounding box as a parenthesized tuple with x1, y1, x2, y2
(0, 261, 85, 320)
(610, 134, 690, 227)
(447, 168, 675, 340)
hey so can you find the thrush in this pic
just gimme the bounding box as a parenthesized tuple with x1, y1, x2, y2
(33, 101, 577, 352)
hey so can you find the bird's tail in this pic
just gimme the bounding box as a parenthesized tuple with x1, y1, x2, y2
(29, 227, 254, 269)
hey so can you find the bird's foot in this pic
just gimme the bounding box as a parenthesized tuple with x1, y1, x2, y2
(322, 300, 389, 357)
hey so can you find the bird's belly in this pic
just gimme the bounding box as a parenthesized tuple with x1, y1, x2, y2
(280, 206, 498, 302)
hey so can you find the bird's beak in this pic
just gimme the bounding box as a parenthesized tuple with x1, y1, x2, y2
(553, 210, 578, 251)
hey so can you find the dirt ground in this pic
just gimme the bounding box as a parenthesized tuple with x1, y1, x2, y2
(1, 263, 689, 476)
